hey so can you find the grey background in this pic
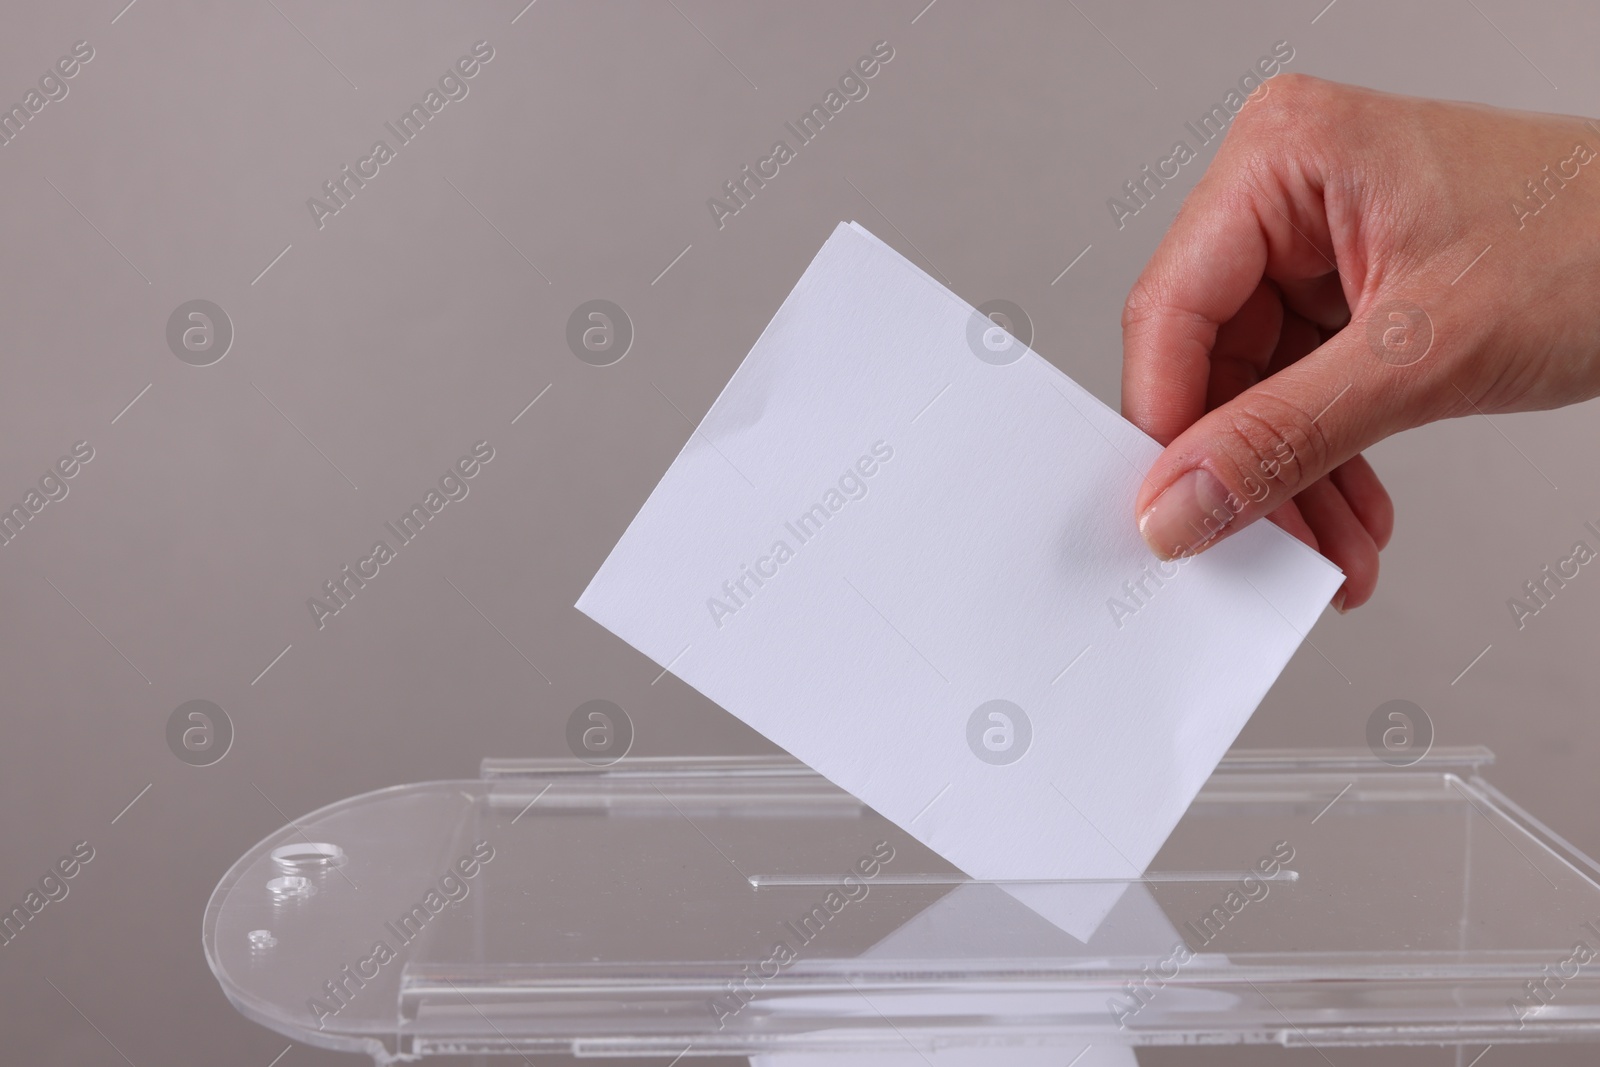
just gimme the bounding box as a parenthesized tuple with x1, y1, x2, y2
(1, 0, 1595, 1064)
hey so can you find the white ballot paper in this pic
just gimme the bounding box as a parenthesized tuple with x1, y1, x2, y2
(578, 222, 1343, 940)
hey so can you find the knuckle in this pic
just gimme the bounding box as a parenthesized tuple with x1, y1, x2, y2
(1228, 72, 1337, 144)
(1121, 280, 1163, 334)
(1122, 275, 1211, 343)
(1266, 71, 1324, 106)
(1215, 396, 1332, 497)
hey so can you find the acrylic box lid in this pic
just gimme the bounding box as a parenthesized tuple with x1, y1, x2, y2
(204, 747, 1600, 1063)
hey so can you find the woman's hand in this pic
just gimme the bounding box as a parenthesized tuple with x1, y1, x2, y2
(1122, 74, 1600, 610)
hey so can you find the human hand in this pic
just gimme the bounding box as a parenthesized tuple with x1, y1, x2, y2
(1122, 74, 1600, 610)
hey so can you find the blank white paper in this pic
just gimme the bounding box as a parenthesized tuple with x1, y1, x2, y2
(578, 222, 1342, 940)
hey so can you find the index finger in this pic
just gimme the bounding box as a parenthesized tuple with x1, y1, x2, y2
(1120, 82, 1344, 444)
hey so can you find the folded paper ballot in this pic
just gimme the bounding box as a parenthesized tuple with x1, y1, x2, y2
(578, 222, 1342, 940)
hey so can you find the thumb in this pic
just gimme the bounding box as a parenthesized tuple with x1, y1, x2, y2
(1134, 325, 1419, 560)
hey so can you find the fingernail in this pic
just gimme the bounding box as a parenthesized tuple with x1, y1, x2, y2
(1138, 469, 1236, 560)
(1332, 589, 1348, 614)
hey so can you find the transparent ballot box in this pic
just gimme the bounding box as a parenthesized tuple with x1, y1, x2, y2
(205, 748, 1600, 1063)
